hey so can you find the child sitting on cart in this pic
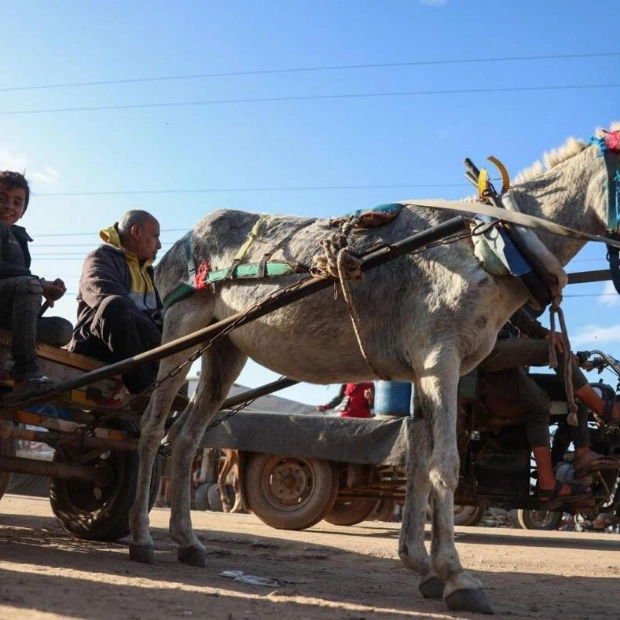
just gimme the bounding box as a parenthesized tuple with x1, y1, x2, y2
(0, 171, 72, 396)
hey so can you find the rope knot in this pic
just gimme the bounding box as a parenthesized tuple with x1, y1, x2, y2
(311, 228, 363, 281)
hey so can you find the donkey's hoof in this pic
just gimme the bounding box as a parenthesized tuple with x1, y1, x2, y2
(129, 543, 155, 564)
(445, 588, 493, 614)
(178, 545, 206, 567)
(419, 576, 445, 599)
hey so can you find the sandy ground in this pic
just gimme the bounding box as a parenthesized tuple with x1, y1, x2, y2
(0, 494, 618, 620)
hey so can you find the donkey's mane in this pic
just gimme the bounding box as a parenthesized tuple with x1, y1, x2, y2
(515, 122, 620, 184)
(514, 137, 588, 184)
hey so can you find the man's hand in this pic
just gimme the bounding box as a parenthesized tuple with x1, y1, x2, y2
(41, 278, 67, 306)
(316, 405, 328, 412)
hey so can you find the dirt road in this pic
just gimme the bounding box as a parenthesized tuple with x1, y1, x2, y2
(0, 494, 618, 619)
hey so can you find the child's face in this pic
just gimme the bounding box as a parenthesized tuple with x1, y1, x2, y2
(0, 185, 26, 227)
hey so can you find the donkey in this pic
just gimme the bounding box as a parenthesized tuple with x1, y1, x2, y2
(129, 126, 619, 614)
(217, 448, 245, 513)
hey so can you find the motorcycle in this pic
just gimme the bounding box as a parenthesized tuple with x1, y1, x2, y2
(455, 349, 620, 530)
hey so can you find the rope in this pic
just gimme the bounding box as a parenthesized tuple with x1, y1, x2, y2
(311, 218, 362, 280)
(311, 219, 387, 379)
(548, 293, 578, 426)
(335, 248, 389, 380)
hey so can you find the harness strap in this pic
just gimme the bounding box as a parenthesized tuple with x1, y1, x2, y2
(225, 215, 267, 279)
(604, 150, 620, 230)
(163, 260, 302, 310)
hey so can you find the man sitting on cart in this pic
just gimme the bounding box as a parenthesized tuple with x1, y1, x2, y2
(0, 171, 72, 395)
(69, 210, 162, 395)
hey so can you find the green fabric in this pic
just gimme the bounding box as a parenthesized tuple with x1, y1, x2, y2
(163, 261, 299, 310)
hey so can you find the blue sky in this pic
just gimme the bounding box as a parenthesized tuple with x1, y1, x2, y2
(2, 1, 619, 405)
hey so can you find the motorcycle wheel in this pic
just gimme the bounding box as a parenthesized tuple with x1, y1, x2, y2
(517, 508, 563, 530)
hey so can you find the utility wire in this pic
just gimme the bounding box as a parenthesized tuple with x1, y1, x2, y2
(1, 83, 618, 116)
(35, 182, 468, 198)
(1, 52, 618, 92)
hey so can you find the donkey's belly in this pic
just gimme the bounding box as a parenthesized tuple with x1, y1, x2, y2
(221, 295, 413, 384)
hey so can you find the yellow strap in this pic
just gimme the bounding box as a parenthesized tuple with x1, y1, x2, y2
(233, 215, 267, 263)
(487, 155, 511, 194)
(477, 168, 489, 199)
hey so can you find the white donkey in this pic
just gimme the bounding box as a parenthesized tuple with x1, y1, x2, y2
(129, 126, 619, 614)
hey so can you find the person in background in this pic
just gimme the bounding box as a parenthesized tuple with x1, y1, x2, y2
(478, 307, 619, 509)
(69, 210, 162, 394)
(317, 382, 375, 418)
(0, 171, 72, 395)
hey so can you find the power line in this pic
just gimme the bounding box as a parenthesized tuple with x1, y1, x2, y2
(35, 182, 468, 198)
(1, 52, 618, 92)
(1, 83, 618, 116)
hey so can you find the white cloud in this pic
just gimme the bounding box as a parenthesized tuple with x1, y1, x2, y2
(420, 0, 447, 5)
(0, 148, 60, 186)
(571, 324, 620, 346)
(0, 148, 29, 172)
(597, 280, 620, 307)
(30, 166, 61, 185)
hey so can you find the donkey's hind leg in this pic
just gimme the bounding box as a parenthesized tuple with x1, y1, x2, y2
(129, 298, 215, 564)
(217, 450, 234, 513)
(129, 348, 193, 564)
(167, 337, 247, 566)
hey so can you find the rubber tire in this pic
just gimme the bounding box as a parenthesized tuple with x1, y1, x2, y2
(194, 482, 214, 511)
(49, 420, 161, 541)
(243, 453, 339, 530)
(207, 483, 224, 512)
(517, 509, 563, 530)
(324, 497, 380, 526)
(0, 421, 15, 500)
(371, 498, 396, 522)
(453, 505, 485, 526)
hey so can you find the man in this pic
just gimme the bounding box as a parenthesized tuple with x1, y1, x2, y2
(317, 382, 375, 418)
(0, 171, 72, 395)
(69, 210, 163, 394)
(478, 307, 619, 509)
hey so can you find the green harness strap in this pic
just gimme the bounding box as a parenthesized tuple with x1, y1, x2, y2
(162, 231, 301, 310)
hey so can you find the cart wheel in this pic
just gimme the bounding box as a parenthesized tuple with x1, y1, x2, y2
(517, 509, 563, 530)
(453, 505, 485, 526)
(49, 420, 161, 541)
(371, 498, 396, 522)
(324, 497, 380, 526)
(243, 453, 339, 530)
(0, 421, 15, 500)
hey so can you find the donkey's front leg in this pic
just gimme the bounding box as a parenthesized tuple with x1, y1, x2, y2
(424, 367, 493, 614)
(399, 411, 445, 600)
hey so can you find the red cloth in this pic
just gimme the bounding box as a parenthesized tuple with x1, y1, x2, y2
(340, 382, 374, 418)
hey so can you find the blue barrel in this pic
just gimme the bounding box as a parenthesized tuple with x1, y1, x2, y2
(373, 381, 412, 417)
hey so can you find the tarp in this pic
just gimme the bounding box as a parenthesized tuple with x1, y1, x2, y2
(201, 412, 411, 466)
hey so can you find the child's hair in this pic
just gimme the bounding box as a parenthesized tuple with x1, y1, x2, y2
(0, 171, 30, 211)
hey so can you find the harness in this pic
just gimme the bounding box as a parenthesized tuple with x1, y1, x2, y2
(163, 205, 404, 312)
(162, 219, 304, 310)
(467, 156, 565, 310)
(592, 131, 620, 293)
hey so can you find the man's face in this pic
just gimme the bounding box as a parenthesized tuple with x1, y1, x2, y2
(132, 217, 162, 261)
(0, 185, 26, 227)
